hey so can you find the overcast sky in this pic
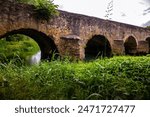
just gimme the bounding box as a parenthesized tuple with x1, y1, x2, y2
(53, 0, 150, 27)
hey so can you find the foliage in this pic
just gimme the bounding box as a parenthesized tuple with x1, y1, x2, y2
(35, 0, 59, 20)
(16, 0, 59, 20)
(146, 26, 150, 29)
(0, 56, 150, 100)
(0, 34, 40, 63)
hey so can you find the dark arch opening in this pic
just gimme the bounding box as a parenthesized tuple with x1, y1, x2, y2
(0, 29, 59, 60)
(85, 35, 112, 60)
(124, 36, 137, 55)
(146, 37, 150, 53)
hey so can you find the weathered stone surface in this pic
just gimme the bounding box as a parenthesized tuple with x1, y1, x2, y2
(0, 0, 150, 59)
(113, 40, 124, 55)
(137, 41, 149, 54)
(60, 35, 83, 59)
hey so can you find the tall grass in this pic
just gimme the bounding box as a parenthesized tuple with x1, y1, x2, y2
(0, 56, 150, 100)
(0, 34, 40, 63)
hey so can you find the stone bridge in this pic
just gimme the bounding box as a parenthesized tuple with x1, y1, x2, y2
(0, 0, 150, 60)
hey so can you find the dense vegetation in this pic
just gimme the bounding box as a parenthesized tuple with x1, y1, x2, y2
(147, 26, 150, 29)
(0, 56, 150, 100)
(0, 34, 40, 63)
(16, 0, 59, 20)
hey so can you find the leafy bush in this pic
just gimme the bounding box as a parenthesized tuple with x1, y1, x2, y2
(35, 0, 59, 20)
(16, 0, 59, 20)
(147, 26, 150, 29)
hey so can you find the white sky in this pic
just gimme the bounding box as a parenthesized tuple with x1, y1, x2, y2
(53, 0, 150, 26)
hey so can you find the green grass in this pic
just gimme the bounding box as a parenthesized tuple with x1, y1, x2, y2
(0, 56, 150, 100)
(0, 34, 40, 63)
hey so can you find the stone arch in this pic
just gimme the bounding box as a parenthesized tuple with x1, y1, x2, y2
(0, 28, 59, 60)
(146, 37, 150, 53)
(124, 36, 138, 55)
(85, 35, 112, 60)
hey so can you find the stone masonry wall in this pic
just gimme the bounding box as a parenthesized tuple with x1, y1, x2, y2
(0, 0, 150, 59)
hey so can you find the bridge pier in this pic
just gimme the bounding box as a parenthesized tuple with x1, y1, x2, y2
(60, 35, 84, 60)
(137, 41, 149, 55)
(112, 40, 124, 55)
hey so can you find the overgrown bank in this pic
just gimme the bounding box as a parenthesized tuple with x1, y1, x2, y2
(0, 34, 40, 63)
(0, 56, 150, 100)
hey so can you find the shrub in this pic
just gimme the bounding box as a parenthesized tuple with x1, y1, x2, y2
(16, 0, 59, 20)
(35, 0, 59, 20)
(147, 26, 150, 29)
